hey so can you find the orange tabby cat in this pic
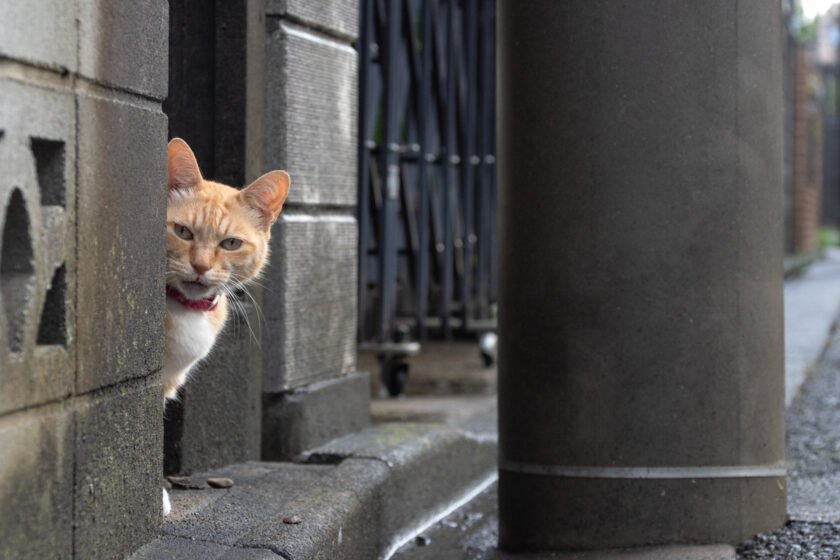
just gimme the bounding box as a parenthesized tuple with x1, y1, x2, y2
(163, 138, 289, 401)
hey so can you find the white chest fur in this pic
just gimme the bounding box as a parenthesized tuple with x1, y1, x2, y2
(163, 297, 219, 385)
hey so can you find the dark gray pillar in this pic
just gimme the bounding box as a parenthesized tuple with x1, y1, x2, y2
(497, 1, 785, 551)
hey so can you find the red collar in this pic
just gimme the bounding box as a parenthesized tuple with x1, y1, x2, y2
(167, 285, 221, 311)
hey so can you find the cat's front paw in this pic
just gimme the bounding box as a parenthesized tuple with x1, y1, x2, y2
(162, 487, 171, 516)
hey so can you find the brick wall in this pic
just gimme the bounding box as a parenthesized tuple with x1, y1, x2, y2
(0, 1, 168, 558)
(793, 49, 823, 254)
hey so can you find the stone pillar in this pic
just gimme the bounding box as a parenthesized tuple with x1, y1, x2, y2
(497, 1, 785, 551)
(260, 0, 370, 460)
(0, 1, 168, 558)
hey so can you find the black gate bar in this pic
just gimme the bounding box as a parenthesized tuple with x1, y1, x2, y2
(357, 0, 497, 347)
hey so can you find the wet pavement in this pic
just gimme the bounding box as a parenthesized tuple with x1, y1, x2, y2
(362, 341, 497, 398)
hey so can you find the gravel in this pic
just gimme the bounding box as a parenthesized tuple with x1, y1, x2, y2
(738, 520, 840, 559)
(738, 331, 840, 559)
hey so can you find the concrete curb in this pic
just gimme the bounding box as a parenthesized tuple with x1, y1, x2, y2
(131, 404, 497, 560)
(783, 250, 823, 278)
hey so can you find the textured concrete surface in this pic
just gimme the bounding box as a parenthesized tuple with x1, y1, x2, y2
(0, 404, 73, 560)
(262, 371, 371, 460)
(0, 0, 77, 71)
(165, 300, 262, 475)
(74, 380, 164, 560)
(145, 404, 497, 560)
(75, 93, 167, 393)
(497, 1, 784, 548)
(784, 248, 840, 406)
(0, 78, 76, 415)
(264, 21, 358, 207)
(77, 0, 169, 98)
(267, 0, 359, 39)
(262, 214, 358, 391)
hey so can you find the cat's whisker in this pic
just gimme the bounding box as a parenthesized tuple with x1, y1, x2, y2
(220, 285, 241, 340)
(228, 280, 266, 330)
(225, 285, 260, 347)
(219, 284, 256, 345)
(229, 273, 272, 294)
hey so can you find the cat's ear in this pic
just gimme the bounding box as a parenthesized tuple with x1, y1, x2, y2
(240, 170, 290, 229)
(167, 138, 203, 192)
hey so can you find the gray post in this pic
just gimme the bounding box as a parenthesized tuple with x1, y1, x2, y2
(497, 1, 786, 551)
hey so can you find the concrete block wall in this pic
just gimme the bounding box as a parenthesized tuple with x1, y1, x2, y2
(0, 1, 168, 558)
(261, 0, 369, 459)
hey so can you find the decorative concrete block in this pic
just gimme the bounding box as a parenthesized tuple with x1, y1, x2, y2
(0, 405, 73, 559)
(74, 381, 163, 560)
(262, 213, 357, 392)
(0, 79, 76, 415)
(0, 0, 77, 72)
(75, 93, 167, 393)
(164, 300, 262, 475)
(78, 0, 169, 99)
(262, 371, 370, 460)
(267, 0, 359, 40)
(264, 22, 358, 207)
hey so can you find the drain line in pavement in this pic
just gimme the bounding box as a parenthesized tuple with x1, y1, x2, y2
(381, 471, 499, 560)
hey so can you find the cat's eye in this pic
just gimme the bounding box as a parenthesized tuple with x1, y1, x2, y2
(174, 224, 193, 240)
(220, 238, 242, 251)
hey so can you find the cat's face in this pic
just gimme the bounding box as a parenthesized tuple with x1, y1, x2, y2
(165, 138, 289, 301)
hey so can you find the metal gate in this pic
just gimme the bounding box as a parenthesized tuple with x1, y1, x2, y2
(356, 0, 497, 362)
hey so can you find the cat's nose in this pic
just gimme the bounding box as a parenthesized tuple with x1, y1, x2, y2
(192, 262, 210, 275)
